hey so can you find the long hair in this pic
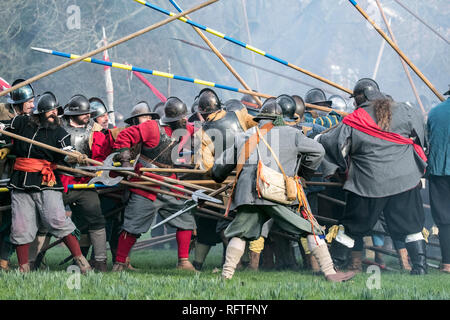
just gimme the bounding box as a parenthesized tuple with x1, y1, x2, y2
(373, 98, 392, 131)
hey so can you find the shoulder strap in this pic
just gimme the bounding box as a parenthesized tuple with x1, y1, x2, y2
(224, 122, 273, 216)
(256, 126, 288, 181)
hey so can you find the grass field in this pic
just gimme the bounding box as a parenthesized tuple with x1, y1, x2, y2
(0, 242, 449, 300)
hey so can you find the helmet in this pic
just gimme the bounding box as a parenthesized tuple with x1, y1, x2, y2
(161, 97, 188, 123)
(197, 88, 221, 115)
(350, 78, 385, 102)
(7, 79, 35, 105)
(64, 94, 92, 116)
(124, 101, 160, 124)
(305, 88, 332, 107)
(33, 91, 63, 115)
(253, 99, 283, 122)
(153, 102, 166, 121)
(240, 94, 260, 115)
(329, 95, 348, 112)
(224, 99, 245, 112)
(89, 97, 112, 119)
(114, 111, 124, 122)
(276, 94, 298, 121)
(292, 95, 306, 119)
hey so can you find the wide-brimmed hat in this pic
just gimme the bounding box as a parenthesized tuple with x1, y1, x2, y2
(124, 101, 160, 124)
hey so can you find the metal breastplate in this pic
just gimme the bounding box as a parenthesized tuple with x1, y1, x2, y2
(141, 124, 176, 166)
(202, 111, 244, 157)
(62, 119, 93, 156)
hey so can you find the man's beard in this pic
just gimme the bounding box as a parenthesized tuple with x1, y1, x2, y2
(72, 115, 90, 126)
(42, 114, 61, 129)
(32, 114, 61, 129)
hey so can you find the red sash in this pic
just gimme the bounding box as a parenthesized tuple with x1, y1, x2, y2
(342, 108, 427, 162)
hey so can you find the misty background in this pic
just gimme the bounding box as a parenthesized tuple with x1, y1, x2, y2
(0, 0, 449, 118)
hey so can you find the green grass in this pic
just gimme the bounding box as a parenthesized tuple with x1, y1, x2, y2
(0, 245, 449, 300)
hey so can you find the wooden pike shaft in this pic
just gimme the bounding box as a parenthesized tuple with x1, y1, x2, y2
(305, 102, 348, 116)
(170, 0, 262, 107)
(57, 164, 225, 210)
(349, 0, 445, 102)
(0, 0, 218, 98)
(0, 128, 227, 203)
(140, 168, 208, 174)
(375, 0, 426, 114)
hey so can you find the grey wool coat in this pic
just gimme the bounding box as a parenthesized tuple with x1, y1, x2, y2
(212, 120, 325, 211)
(318, 101, 427, 198)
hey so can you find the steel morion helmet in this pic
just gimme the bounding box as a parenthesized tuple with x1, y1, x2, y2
(33, 91, 63, 115)
(89, 97, 113, 119)
(63, 95, 92, 116)
(7, 79, 35, 105)
(197, 88, 221, 115)
(305, 88, 332, 107)
(161, 97, 188, 124)
(276, 94, 298, 121)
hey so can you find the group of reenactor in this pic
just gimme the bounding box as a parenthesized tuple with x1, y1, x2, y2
(0, 76, 448, 282)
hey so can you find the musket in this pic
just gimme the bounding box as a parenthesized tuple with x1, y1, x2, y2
(0, 0, 218, 98)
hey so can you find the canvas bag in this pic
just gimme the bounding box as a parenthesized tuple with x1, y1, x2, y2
(255, 126, 297, 205)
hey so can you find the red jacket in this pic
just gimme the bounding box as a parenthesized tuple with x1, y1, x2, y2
(113, 120, 194, 201)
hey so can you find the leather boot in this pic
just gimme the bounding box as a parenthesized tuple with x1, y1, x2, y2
(19, 263, 31, 273)
(0, 259, 9, 271)
(73, 255, 92, 274)
(92, 259, 108, 272)
(440, 263, 450, 274)
(248, 251, 260, 271)
(311, 244, 355, 282)
(112, 262, 127, 272)
(405, 240, 427, 275)
(330, 239, 352, 270)
(177, 258, 196, 271)
(348, 251, 363, 273)
(126, 257, 138, 271)
(192, 261, 203, 271)
(397, 248, 412, 271)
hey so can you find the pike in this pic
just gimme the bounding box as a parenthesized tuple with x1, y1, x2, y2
(0, 129, 225, 209)
(0, 0, 218, 98)
(133, 0, 353, 95)
(100, 27, 116, 126)
(172, 38, 339, 96)
(30, 47, 348, 116)
(168, 0, 262, 107)
(375, 0, 425, 114)
(393, 0, 449, 45)
(348, 0, 445, 102)
(150, 183, 229, 231)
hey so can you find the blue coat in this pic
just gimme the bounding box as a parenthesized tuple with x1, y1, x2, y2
(427, 98, 450, 176)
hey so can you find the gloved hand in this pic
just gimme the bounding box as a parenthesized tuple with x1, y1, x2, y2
(0, 148, 10, 160)
(118, 149, 132, 168)
(66, 151, 89, 165)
